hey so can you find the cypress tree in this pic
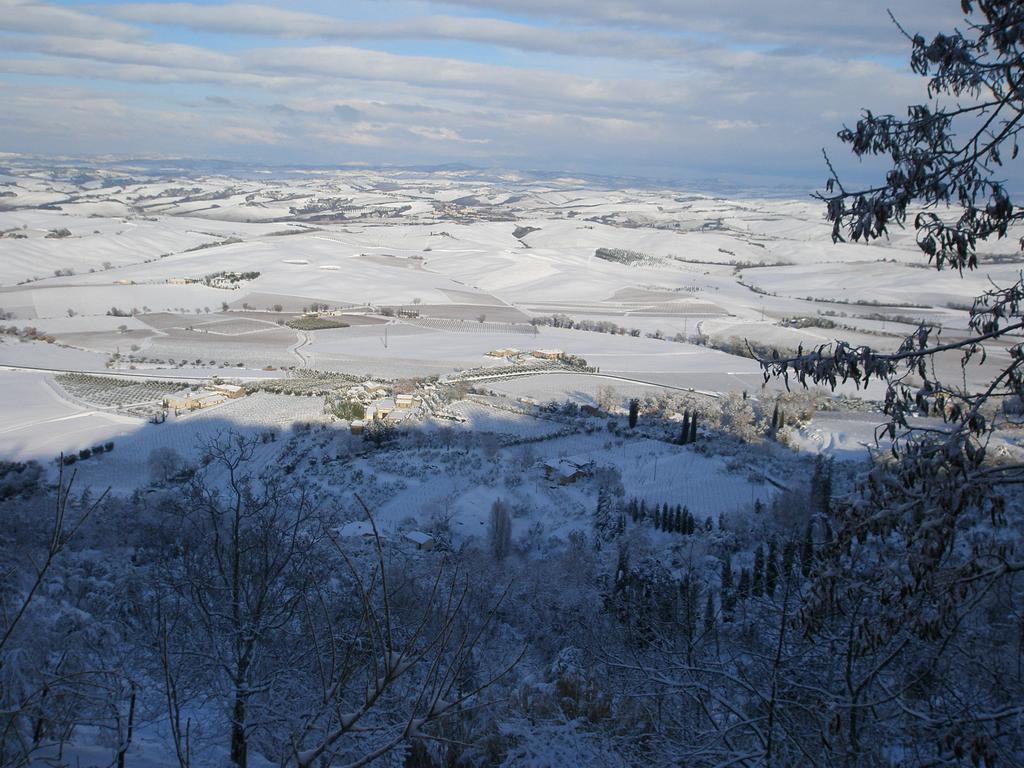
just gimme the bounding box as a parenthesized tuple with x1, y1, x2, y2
(810, 455, 823, 511)
(721, 557, 735, 613)
(752, 545, 765, 597)
(615, 541, 631, 591)
(822, 457, 834, 514)
(782, 538, 796, 577)
(810, 454, 834, 515)
(689, 412, 698, 443)
(770, 401, 780, 436)
(737, 568, 750, 600)
(801, 522, 814, 577)
(639, 499, 647, 522)
(703, 590, 716, 634)
(680, 574, 694, 643)
(654, 505, 662, 530)
(628, 398, 640, 428)
(765, 537, 779, 597)
(680, 411, 691, 444)
(594, 487, 612, 546)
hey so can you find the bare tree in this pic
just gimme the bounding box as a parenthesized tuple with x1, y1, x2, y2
(282, 498, 520, 767)
(149, 435, 518, 768)
(150, 433, 326, 768)
(0, 465, 107, 768)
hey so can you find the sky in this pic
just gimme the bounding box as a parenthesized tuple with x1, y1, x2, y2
(0, 0, 968, 185)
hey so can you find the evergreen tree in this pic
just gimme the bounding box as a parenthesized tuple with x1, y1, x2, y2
(673, 505, 682, 533)
(770, 401, 780, 437)
(782, 538, 796, 578)
(614, 540, 631, 592)
(737, 568, 750, 601)
(594, 486, 613, 547)
(628, 398, 640, 428)
(703, 590, 715, 634)
(752, 545, 765, 597)
(801, 521, 814, 577)
(488, 499, 512, 561)
(689, 412, 698, 443)
(810, 454, 834, 515)
(705, 516, 713, 532)
(680, 411, 691, 444)
(765, 537, 779, 597)
(639, 499, 647, 522)
(680, 574, 696, 645)
(721, 557, 735, 614)
(822, 457, 833, 514)
(653, 505, 662, 530)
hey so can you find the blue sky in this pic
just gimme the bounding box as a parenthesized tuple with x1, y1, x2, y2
(0, 0, 968, 184)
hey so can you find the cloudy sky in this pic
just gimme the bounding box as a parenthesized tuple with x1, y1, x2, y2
(0, 0, 963, 183)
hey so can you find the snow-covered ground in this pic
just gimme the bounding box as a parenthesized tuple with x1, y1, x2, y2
(1, 161, 1015, 483)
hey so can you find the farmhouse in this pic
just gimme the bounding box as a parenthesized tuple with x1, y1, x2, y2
(531, 349, 564, 360)
(403, 530, 435, 551)
(395, 393, 420, 409)
(337, 520, 378, 542)
(210, 383, 245, 399)
(372, 399, 395, 417)
(364, 381, 389, 398)
(164, 387, 233, 412)
(543, 459, 593, 485)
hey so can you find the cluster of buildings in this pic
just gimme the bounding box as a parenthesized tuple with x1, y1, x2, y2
(343, 380, 425, 433)
(486, 347, 566, 361)
(164, 382, 246, 413)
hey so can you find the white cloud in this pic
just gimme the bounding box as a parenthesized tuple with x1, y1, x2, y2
(406, 125, 489, 143)
(410, 0, 961, 55)
(0, 0, 144, 40)
(102, 2, 703, 60)
(0, 0, 967, 180)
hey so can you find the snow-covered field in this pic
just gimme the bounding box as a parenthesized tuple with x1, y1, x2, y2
(1, 160, 1016, 482)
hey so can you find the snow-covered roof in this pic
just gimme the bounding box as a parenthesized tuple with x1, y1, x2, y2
(404, 530, 433, 545)
(337, 520, 376, 538)
(543, 458, 589, 477)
